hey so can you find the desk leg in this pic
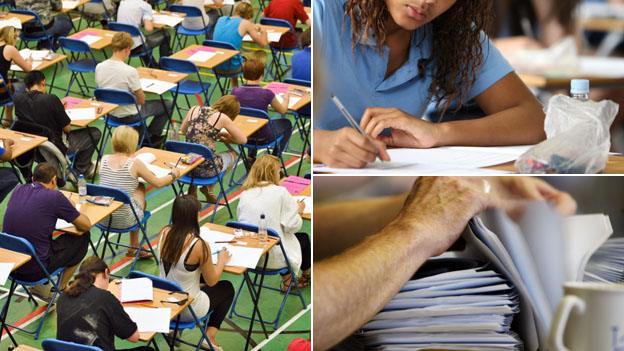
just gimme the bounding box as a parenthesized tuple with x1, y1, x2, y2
(243, 254, 270, 351)
(47, 64, 60, 95)
(162, 85, 179, 140)
(1, 281, 18, 347)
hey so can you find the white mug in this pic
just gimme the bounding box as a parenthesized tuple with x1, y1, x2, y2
(549, 282, 624, 351)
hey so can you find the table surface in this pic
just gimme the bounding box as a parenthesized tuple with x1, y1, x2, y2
(1, 12, 35, 24)
(0, 128, 47, 159)
(137, 66, 188, 84)
(70, 28, 118, 50)
(58, 190, 124, 235)
(63, 97, 118, 128)
(153, 10, 186, 29)
(267, 82, 311, 111)
(135, 147, 205, 185)
(487, 154, 624, 174)
(518, 72, 624, 90)
(11, 53, 66, 73)
(0, 247, 31, 270)
(170, 44, 239, 70)
(233, 115, 269, 138)
(202, 223, 279, 275)
(108, 279, 193, 341)
(582, 17, 624, 32)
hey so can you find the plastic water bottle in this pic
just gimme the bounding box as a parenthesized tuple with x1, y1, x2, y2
(258, 214, 268, 243)
(78, 174, 87, 204)
(570, 79, 590, 102)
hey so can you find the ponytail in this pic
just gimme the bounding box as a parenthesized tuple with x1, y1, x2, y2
(64, 256, 108, 297)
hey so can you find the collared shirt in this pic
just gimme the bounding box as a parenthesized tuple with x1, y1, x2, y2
(116, 0, 154, 49)
(313, 0, 514, 131)
(95, 58, 142, 116)
(292, 46, 311, 81)
(16, 0, 62, 25)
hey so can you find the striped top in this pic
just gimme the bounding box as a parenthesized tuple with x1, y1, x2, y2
(98, 155, 144, 230)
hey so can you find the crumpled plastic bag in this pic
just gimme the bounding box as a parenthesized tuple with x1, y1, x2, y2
(515, 95, 619, 174)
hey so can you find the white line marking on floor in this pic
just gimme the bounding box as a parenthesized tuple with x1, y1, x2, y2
(251, 305, 311, 351)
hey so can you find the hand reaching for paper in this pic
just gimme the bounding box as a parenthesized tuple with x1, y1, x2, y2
(360, 107, 441, 148)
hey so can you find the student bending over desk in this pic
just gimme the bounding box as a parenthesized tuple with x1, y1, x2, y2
(181, 95, 247, 202)
(57, 256, 154, 351)
(158, 195, 234, 351)
(16, 0, 72, 50)
(313, 0, 547, 168)
(263, 0, 311, 49)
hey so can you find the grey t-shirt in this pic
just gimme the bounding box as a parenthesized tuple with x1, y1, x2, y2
(95, 59, 141, 117)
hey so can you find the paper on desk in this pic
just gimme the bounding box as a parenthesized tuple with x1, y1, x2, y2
(293, 196, 311, 213)
(0, 17, 22, 30)
(63, 0, 80, 9)
(212, 245, 263, 268)
(66, 107, 96, 121)
(205, 0, 235, 5)
(152, 14, 184, 27)
(276, 94, 301, 109)
(199, 227, 236, 252)
(55, 218, 74, 230)
(140, 78, 177, 95)
(146, 164, 171, 178)
(135, 152, 156, 164)
(121, 277, 153, 302)
(243, 31, 283, 42)
(0, 262, 15, 285)
(124, 307, 171, 333)
(11, 60, 42, 72)
(78, 35, 102, 45)
(187, 50, 216, 62)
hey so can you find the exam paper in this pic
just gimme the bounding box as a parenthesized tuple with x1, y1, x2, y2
(214, 245, 263, 268)
(243, 31, 283, 42)
(0, 262, 15, 285)
(276, 94, 301, 109)
(199, 227, 236, 253)
(120, 277, 153, 302)
(0, 18, 22, 30)
(135, 152, 156, 164)
(140, 78, 177, 95)
(187, 50, 216, 62)
(55, 218, 74, 230)
(124, 307, 171, 333)
(152, 14, 184, 27)
(66, 107, 96, 121)
(62, 0, 80, 9)
(145, 164, 171, 179)
(78, 35, 102, 45)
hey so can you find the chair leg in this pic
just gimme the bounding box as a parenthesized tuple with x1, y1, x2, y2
(228, 277, 246, 319)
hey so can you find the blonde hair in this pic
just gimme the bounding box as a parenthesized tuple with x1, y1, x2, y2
(242, 155, 280, 190)
(212, 95, 240, 119)
(0, 26, 17, 46)
(112, 126, 139, 155)
(110, 32, 134, 52)
(234, 2, 254, 19)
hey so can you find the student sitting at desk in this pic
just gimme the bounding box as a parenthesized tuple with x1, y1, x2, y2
(58, 256, 155, 351)
(83, 0, 117, 27)
(0, 26, 33, 128)
(180, 0, 221, 33)
(180, 95, 247, 202)
(232, 58, 292, 166)
(16, 0, 72, 50)
(263, 0, 311, 49)
(116, 0, 172, 67)
(237, 155, 311, 289)
(313, 0, 547, 168)
(0, 138, 18, 202)
(2, 163, 92, 300)
(291, 28, 311, 81)
(96, 32, 171, 148)
(99, 126, 180, 259)
(213, 2, 269, 88)
(158, 195, 234, 351)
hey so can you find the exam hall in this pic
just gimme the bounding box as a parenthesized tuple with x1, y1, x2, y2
(0, 0, 311, 350)
(312, 0, 624, 174)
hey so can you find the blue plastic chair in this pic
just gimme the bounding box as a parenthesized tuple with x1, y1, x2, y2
(10, 9, 54, 49)
(0, 232, 65, 340)
(42, 339, 103, 351)
(108, 22, 154, 67)
(283, 78, 310, 175)
(0, 73, 14, 126)
(164, 140, 233, 222)
(160, 57, 211, 117)
(127, 271, 216, 351)
(59, 37, 99, 96)
(229, 107, 287, 187)
(225, 221, 307, 329)
(168, 5, 213, 51)
(259, 18, 295, 81)
(87, 184, 157, 272)
(202, 40, 243, 98)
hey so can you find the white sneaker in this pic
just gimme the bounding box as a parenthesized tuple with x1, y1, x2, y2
(201, 339, 223, 351)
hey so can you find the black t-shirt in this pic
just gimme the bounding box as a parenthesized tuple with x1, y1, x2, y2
(13, 90, 71, 153)
(57, 285, 137, 351)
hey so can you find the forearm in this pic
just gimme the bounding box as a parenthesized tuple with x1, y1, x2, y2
(312, 129, 330, 163)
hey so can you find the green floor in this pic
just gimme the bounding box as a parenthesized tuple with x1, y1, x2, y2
(0, 5, 311, 350)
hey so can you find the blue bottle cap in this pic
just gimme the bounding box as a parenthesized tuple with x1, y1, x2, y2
(570, 79, 589, 95)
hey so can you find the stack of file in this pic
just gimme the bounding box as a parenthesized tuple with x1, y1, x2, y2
(584, 238, 624, 283)
(356, 261, 521, 350)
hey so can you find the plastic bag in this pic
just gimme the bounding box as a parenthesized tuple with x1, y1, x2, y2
(515, 95, 619, 174)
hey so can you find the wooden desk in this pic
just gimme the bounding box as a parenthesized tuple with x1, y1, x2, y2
(58, 190, 124, 235)
(137, 67, 188, 89)
(61, 0, 90, 13)
(135, 147, 204, 184)
(582, 18, 624, 32)
(265, 82, 311, 111)
(62, 97, 118, 128)
(1, 12, 35, 24)
(0, 248, 31, 270)
(108, 280, 193, 341)
(13, 345, 41, 351)
(11, 53, 66, 73)
(518, 72, 624, 90)
(70, 28, 118, 50)
(487, 154, 624, 174)
(233, 115, 268, 138)
(153, 10, 186, 29)
(170, 44, 238, 70)
(0, 129, 47, 159)
(243, 24, 290, 43)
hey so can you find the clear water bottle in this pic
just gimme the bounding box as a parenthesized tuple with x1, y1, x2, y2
(258, 214, 268, 243)
(78, 174, 87, 204)
(570, 79, 590, 102)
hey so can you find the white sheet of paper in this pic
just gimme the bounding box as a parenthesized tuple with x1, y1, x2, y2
(63, 0, 80, 9)
(78, 35, 102, 45)
(218, 245, 264, 268)
(146, 164, 171, 179)
(0, 18, 22, 30)
(187, 51, 216, 62)
(55, 218, 74, 229)
(200, 227, 236, 253)
(293, 196, 312, 212)
(0, 262, 15, 285)
(135, 152, 156, 164)
(277, 94, 301, 109)
(204, 0, 235, 5)
(11, 60, 42, 72)
(124, 307, 171, 333)
(267, 31, 283, 42)
(66, 107, 96, 121)
(120, 278, 153, 302)
(153, 14, 184, 27)
(140, 78, 177, 95)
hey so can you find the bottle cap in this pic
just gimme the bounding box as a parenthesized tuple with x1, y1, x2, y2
(570, 79, 589, 95)
(260, 214, 265, 219)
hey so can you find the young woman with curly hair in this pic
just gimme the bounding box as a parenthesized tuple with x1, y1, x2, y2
(313, 0, 547, 168)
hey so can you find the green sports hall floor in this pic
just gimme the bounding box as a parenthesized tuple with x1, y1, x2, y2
(0, 3, 311, 350)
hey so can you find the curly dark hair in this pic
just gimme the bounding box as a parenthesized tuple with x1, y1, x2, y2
(344, 0, 494, 115)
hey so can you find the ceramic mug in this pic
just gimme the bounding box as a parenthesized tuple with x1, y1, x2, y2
(549, 282, 624, 351)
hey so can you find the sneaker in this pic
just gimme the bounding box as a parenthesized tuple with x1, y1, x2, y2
(28, 284, 52, 303)
(201, 339, 223, 351)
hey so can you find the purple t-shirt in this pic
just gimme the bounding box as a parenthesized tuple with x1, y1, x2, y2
(232, 84, 275, 113)
(3, 182, 80, 278)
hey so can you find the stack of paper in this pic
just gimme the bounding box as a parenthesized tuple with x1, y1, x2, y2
(584, 238, 624, 283)
(355, 263, 521, 350)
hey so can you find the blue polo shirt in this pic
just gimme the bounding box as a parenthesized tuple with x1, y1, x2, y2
(313, 0, 515, 131)
(292, 47, 311, 81)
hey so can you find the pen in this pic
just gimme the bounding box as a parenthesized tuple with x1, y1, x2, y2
(214, 240, 236, 244)
(330, 94, 385, 162)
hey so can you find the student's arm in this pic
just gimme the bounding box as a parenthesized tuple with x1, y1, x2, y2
(270, 92, 289, 114)
(143, 2, 154, 32)
(6, 46, 32, 72)
(131, 159, 181, 188)
(219, 117, 247, 144)
(72, 214, 92, 233)
(0, 139, 13, 161)
(360, 72, 545, 148)
(105, 291, 142, 343)
(313, 128, 390, 168)
(197, 239, 230, 286)
(143, 18, 154, 32)
(243, 20, 269, 47)
(133, 89, 146, 106)
(280, 189, 303, 234)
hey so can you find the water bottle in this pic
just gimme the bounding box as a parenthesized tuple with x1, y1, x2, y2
(570, 79, 590, 102)
(78, 174, 87, 204)
(258, 214, 268, 243)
